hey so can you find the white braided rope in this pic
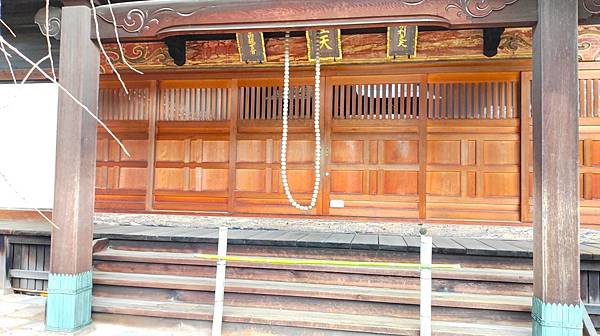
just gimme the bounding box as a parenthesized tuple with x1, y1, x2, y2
(280, 31, 321, 211)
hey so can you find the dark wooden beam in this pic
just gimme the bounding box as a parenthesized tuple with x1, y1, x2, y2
(46, 4, 99, 332)
(50, 4, 99, 276)
(93, 0, 537, 41)
(532, 0, 582, 333)
(87, 0, 600, 42)
(483, 27, 505, 57)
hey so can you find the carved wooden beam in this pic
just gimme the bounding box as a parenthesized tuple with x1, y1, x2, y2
(92, 0, 537, 41)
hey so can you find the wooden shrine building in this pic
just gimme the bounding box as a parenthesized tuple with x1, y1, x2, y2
(0, 0, 598, 334)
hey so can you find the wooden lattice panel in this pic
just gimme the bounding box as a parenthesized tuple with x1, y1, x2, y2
(239, 80, 314, 121)
(427, 73, 519, 119)
(331, 83, 420, 120)
(159, 80, 231, 121)
(99, 85, 150, 121)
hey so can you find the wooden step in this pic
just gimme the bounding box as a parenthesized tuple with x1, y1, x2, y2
(93, 258, 532, 296)
(92, 297, 531, 336)
(92, 271, 531, 312)
(102, 239, 535, 270)
(93, 248, 533, 283)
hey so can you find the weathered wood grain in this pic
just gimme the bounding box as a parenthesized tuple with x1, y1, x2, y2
(50, 5, 100, 275)
(532, 0, 580, 304)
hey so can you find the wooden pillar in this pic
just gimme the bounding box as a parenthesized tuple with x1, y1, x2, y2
(0, 236, 12, 295)
(46, 5, 99, 333)
(532, 0, 582, 334)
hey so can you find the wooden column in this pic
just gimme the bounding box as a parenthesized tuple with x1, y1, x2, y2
(46, 5, 99, 333)
(532, 0, 582, 334)
(0, 236, 11, 295)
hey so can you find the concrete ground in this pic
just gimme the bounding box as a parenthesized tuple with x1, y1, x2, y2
(0, 294, 213, 336)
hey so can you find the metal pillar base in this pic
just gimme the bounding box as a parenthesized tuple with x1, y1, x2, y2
(532, 296, 583, 336)
(45, 271, 93, 333)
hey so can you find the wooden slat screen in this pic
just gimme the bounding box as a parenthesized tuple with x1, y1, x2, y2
(427, 81, 519, 119)
(332, 83, 421, 120)
(99, 87, 149, 120)
(239, 85, 314, 120)
(579, 78, 600, 118)
(159, 87, 230, 121)
(9, 238, 50, 292)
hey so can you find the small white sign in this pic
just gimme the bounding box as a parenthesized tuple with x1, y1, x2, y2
(329, 199, 345, 208)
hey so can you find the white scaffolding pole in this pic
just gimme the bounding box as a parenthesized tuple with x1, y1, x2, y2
(420, 233, 432, 336)
(212, 226, 228, 336)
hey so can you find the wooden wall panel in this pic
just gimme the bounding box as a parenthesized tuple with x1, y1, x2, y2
(426, 120, 521, 221)
(156, 141, 185, 161)
(331, 141, 363, 163)
(118, 168, 148, 190)
(236, 169, 266, 192)
(383, 141, 419, 164)
(202, 141, 229, 163)
(428, 141, 461, 165)
(95, 82, 154, 211)
(237, 140, 267, 163)
(331, 171, 363, 194)
(154, 168, 185, 191)
(427, 171, 461, 196)
(580, 118, 600, 224)
(483, 141, 519, 165)
(234, 125, 319, 215)
(327, 76, 423, 218)
(383, 171, 418, 195)
(152, 80, 233, 212)
(95, 126, 149, 211)
(94, 69, 600, 225)
(482, 173, 520, 197)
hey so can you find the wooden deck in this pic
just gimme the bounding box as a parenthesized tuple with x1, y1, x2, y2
(1, 220, 599, 259)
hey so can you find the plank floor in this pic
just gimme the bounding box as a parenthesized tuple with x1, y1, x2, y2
(0, 220, 598, 259)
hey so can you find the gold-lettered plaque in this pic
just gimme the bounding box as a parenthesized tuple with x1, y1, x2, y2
(236, 32, 267, 63)
(387, 26, 418, 59)
(306, 29, 342, 62)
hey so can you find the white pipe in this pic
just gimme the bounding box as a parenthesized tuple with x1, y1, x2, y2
(212, 226, 228, 336)
(420, 234, 432, 336)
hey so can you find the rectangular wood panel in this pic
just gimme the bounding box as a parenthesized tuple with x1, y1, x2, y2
(383, 141, 418, 164)
(383, 171, 418, 195)
(331, 141, 363, 164)
(427, 171, 461, 196)
(331, 171, 363, 194)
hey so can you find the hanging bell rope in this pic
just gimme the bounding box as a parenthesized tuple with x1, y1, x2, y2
(280, 31, 322, 211)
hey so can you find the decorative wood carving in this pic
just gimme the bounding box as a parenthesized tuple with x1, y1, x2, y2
(97, 25, 600, 73)
(34, 6, 62, 40)
(93, 0, 537, 42)
(583, 0, 600, 14)
(446, 0, 519, 18)
(579, 25, 600, 61)
(98, 28, 538, 74)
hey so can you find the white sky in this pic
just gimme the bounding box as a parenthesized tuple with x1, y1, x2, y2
(0, 83, 58, 210)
